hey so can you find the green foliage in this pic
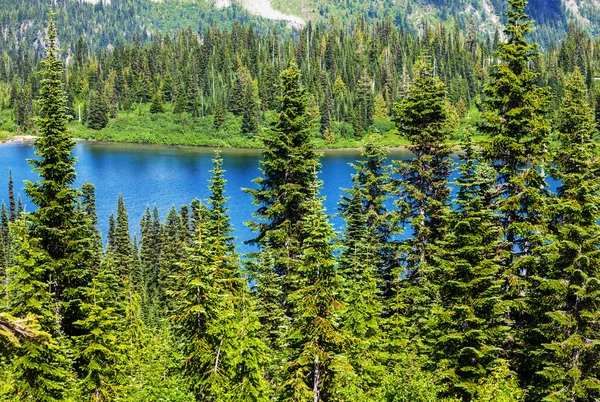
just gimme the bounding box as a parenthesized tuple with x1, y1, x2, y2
(245, 62, 320, 292)
(380, 353, 451, 402)
(282, 193, 347, 401)
(173, 153, 269, 401)
(74, 257, 127, 401)
(6, 4, 600, 402)
(87, 91, 109, 130)
(149, 91, 165, 114)
(426, 137, 510, 400)
(8, 225, 70, 402)
(535, 68, 600, 401)
(480, 0, 552, 394)
(391, 55, 452, 345)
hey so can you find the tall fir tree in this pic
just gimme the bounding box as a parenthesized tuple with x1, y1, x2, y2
(158, 206, 185, 315)
(426, 136, 511, 400)
(536, 68, 600, 401)
(245, 61, 320, 296)
(392, 55, 452, 339)
(113, 194, 132, 277)
(241, 79, 260, 135)
(8, 218, 70, 401)
(149, 90, 165, 114)
(282, 189, 349, 402)
(8, 169, 15, 222)
(337, 178, 385, 399)
(354, 68, 374, 137)
(173, 153, 268, 401)
(74, 255, 127, 401)
(24, 11, 94, 339)
(139, 205, 162, 323)
(480, 0, 551, 390)
(87, 90, 109, 130)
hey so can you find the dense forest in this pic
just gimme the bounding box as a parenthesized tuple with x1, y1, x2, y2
(2, 0, 600, 401)
(1, 1, 600, 148)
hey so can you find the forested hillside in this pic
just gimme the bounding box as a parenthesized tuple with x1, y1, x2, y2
(1, 11, 599, 148)
(2, 0, 600, 400)
(2, 0, 600, 56)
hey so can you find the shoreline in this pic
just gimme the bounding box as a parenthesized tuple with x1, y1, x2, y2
(1, 134, 418, 153)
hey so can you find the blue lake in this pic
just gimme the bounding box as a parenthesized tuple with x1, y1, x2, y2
(0, 141, 418, 253)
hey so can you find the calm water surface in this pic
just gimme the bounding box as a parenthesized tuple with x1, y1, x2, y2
(0, 141, 415, 253)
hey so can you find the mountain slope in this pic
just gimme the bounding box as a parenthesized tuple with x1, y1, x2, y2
(256, 0, 600, 38)
(1, 0, 598, 57)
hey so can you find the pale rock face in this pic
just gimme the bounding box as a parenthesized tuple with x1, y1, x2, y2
(213, 0, 304, 27)
(80, 0, 111, 4)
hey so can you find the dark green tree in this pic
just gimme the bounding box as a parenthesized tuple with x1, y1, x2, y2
(241, 79, 260, 135)
(214, 100, 225, 129)
(536, 68, 600, 401)
(354, 68, 374, 136)
(87, 90, 109, 130)
(24, 12, 94, 339)
(480, 0, 551, 390)
(338, 179, 385, 398)
(426, 137, 511, 400)
(173, 153, 269, 401)
(74, 256, 127, 401)
(8, 169, 15, 222)
(392, 55, 452, 330)
(158, 206, 185, 315)
(282, 191, 349, 401)
(173, 81, 187, 114)
(113, 194, 132, 277)
(245, 62, 320, 295)
(8, 221, 69, 401)
(149, 90, 165, 114)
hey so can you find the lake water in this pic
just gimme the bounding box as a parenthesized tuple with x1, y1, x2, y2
(0, 141, 417, 253)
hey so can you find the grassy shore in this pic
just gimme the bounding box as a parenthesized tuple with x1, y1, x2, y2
(1, 103, 486, 149)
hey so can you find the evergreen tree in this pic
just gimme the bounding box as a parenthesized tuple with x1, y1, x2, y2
(341, 137, 394, 294)
(173, 153, 268, 401)
(242, 79, 260, 135)
(282, 191, 348, 401)
(229, 66, 250, 116)
(207, 151, 234, 250)
(245, 62, 320, 296)
(158, 206, 185, 315)
(163, 71, 174, 103)
(8, 220, 69, 401)
(24, 12, 94, 339)
(427, 137, 511, 400)
(113, 194, 132, 277)
(185, 73, 200, 117)
(81, 183, 98, 227)
(173, 81, 187, 114)
(139, 205, 161, 323)
(74, 256, 127, 401)
(338, 180, 385, 398)
(214, 100, 225, 129)
(87, 90, 109, 130)
(392, 55, 452, 326)
(480, 0, 551, 390)
(354, 68, 374, 136)
(536, 68, 600, 401)
(81, 182, 102, 261)
(336, 137, 393, 396)
(107, 214, 116, 251)
(8, 169, 15, 222)
(17, 195, 23, 216)
(320, 89, 332, 134)
(149, 90, 165, 114)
